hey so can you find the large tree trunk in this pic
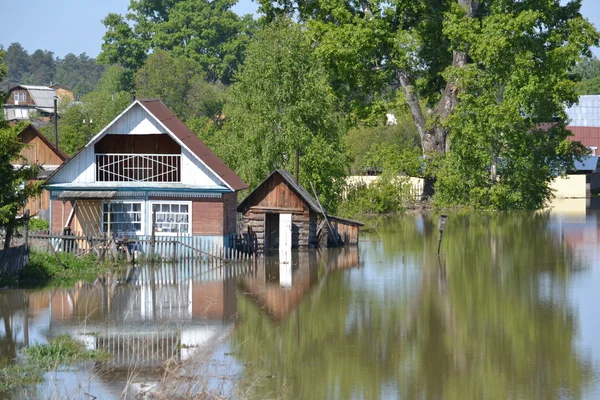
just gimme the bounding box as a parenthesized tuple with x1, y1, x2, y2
(398, 0, 479, 196)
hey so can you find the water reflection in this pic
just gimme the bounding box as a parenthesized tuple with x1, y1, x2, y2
(2, 208, 600, 399)
(233, 210, 598, 399)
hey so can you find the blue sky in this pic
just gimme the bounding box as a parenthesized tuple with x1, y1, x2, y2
(0, 0, 598, 58)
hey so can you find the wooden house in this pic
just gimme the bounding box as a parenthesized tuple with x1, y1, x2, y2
(237, 170, 363, 251)
(3, 85, 56, 122)
(14, 124, 67, 218)
(45, 99, 247, 249)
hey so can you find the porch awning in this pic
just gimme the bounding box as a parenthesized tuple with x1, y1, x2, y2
(57, 191, 117, 200)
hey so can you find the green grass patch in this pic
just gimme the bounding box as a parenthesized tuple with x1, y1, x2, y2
(18, 252, 127, 288)
(0, 335, 108, 392)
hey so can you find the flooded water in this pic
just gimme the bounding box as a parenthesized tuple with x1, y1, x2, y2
(2, 198, 600, 399)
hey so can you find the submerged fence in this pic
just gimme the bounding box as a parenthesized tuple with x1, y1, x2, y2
(17, 231, 257, 262)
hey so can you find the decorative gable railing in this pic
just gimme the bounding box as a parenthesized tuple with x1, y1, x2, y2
(96, 154, 181, 182)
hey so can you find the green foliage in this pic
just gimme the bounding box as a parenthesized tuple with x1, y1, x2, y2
(1, 335, 107, 391)
(220, 19, 348, 211)
(134, 50, 227, 123)
(0, 122, 41, 243)
(0, 43, 104, 96)
(100, 0, 255, 85)
(54, 53, 105, 96)
(20, 252, 126, 288)
(433, 2, 598, 210)
(151, 0, 255, 83)
(344, 120, 420, 174)
(338, 176, 413, 217)
(28, 218, 49, 232)
(575, 58, 600, 95)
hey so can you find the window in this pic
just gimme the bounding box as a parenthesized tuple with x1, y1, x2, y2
(151, 202, 191, 235)
(14, 92, 26, 103)
(102, 201, 143, 234)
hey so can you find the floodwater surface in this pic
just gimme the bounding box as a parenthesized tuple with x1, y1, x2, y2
(2, 198, 600, 399)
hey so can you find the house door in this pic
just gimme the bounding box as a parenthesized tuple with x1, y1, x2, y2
(264, 213, 280, 249)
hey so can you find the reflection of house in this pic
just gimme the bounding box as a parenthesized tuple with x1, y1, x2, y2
(3, 85, 57, 121)
(14, 124, 67, 219)
(46, 99, 246, 247)
(48, 263, 238, 367)
(240, 247, 360, 320)
(237, 170, 362, 250)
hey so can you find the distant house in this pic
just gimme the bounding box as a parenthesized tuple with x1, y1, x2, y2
(3, 85, 56, 122)
(50, 84, 74, 103)
(14, 124, 67, 219)
(237, 170, 362, 251)
(45, 99, 246, 247)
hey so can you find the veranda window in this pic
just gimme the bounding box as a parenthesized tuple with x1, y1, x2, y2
(151, 202, 191, 235)
(102, 202, 143, 234)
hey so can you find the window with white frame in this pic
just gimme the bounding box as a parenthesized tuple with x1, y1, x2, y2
(14, 92, 26, 103)
(102, 201, 143, 234)
(151, 202, 191, 234)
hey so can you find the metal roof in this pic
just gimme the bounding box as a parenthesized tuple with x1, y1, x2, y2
(573, 156, 599, 172)
(58, 191, 116, 199)
(566, 95, 600, 127)
(237, 169, 323, 214)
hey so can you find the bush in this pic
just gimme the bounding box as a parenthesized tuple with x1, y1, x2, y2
(338, 175, 416, 217)
(28, 218, 49, 232)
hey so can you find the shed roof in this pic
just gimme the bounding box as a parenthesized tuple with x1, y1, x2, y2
(237, 169, 323, 214)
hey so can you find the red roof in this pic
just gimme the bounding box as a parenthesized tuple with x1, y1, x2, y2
(140, 99, 247, 191)
(567, 126, 600, 150)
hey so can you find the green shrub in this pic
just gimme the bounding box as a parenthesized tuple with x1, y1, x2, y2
(338, 175, 415, 218)
(28, 218, 49, 232)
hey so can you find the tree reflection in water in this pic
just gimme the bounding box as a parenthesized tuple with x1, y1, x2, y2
(233, 213, 595, 400)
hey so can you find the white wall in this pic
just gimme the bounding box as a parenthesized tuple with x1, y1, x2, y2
(550, 175, 588, 198)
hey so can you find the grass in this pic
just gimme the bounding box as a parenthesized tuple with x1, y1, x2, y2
(0, 335, 109, 392)
(16, 251, 128, 288)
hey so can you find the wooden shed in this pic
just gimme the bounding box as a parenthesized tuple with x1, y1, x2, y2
(237, 170, 363, 251)
(14, 124, 67, 219)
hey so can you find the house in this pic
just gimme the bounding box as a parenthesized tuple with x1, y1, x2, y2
(237, 169, 362, 251)
(3, 85, 57, 122)
(45, 98, 247, 249)
(14, 124, 67, 219)
(50, 84, 74, 102)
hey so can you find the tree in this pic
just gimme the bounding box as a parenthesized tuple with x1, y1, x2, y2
(151, 0, 255, 83)
(2, 43, 30, 87)
(220, 19, 348, 211)
(54, 53, 105, 96)
(99, 0, 255, 86)
(573, 56, 600, 95)
(258, 0, 599, 208)
(22, 50, 55, 85)
(0, 51, 41, 247)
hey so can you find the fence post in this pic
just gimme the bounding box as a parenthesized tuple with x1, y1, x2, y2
(150, 210, 156, 259)
(24, 210, 30, 251)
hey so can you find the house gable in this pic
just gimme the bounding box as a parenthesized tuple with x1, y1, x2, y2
(47, 100, 240, 190)
(104, 103, 165, 135)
